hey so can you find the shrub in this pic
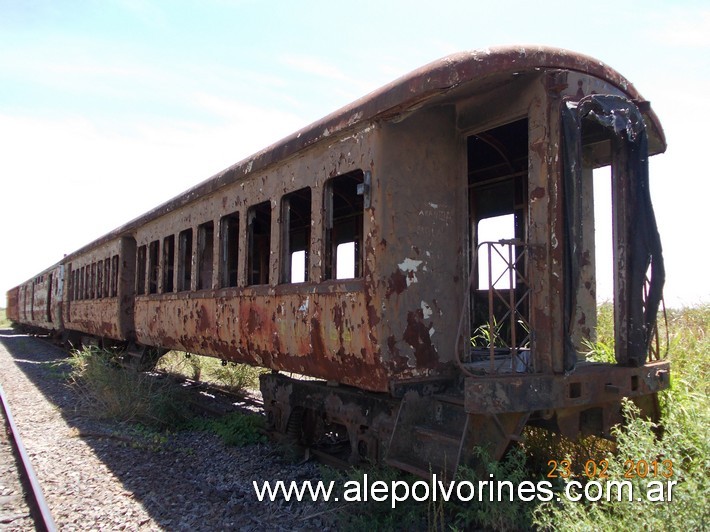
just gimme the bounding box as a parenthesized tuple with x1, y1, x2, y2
(67, 347, 191, 428)
(532, 399, 709, 531)
(533, 304, 710, 531)
(451, 447, 536, 531)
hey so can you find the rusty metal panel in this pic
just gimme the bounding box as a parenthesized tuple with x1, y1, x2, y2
(464, 360, 670, 414)
(63, 238, 125, 340)
(134, 288, 390, 390)
(67, 299, 122, 339)
(5, 287, 19, 323)
(13, 264, 63, 333)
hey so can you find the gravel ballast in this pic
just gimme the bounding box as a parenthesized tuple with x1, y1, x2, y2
(0, 329, 336, 530)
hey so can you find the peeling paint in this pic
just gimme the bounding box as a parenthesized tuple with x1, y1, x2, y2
(398, 258, 423, 286)
(298, 297, 310, 313)
(421, 301, 433, 319)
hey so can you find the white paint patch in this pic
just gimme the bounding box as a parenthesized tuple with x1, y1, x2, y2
(429, 327, 435, 337)
(298, 297, 309, 313)
(421, 300, 433, 319)
(429, 202, 438, 209)
(398, 258, 423, 286)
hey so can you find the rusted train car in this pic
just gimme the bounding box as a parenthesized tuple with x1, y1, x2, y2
(6, 46, 670, 477)
(9, 264, 64, 335)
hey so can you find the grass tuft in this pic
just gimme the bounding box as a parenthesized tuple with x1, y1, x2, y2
(188, 412, 266, 447)
(67, 346, 192, 429)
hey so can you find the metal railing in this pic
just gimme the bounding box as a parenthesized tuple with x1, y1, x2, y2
(456, 239, 533, 375)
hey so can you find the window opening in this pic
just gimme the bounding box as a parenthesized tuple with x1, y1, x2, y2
(136, 245, 147, 295)
(324, 171, 364, 280)
(97, 260, 103, 298)
(46, 273, 53, 322)
(110, 255, 119, 297)
(104, 259, 111, 298)
(247, 202, 271, 285)
(220, 213, 239, 288)
(90, 263, 96, 299)
(148, 241, 159, 294)
(467, 119, 530, 371)
(84, 266, 90, 300)
(197, 221, 214, 290)
(281, 188, 311, 283)
(477, 214, 516, 289)
(178, 229, 193, 291)
(163, 235, 175, 293)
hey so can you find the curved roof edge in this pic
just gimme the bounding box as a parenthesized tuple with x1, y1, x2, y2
(63, 45, 665, 262)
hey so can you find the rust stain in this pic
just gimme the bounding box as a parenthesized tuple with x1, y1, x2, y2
(386, 269, 407, 298)
(402, 310, 437, 369)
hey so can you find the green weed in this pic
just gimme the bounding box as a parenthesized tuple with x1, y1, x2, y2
(188, 412, 266, 446)
(451, 447, 536, 531)
(532, 399, 709, 531)
(533, 304, 709, 530)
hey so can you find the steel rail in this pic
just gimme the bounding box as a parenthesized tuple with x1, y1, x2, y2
(0, 381, 57, 532)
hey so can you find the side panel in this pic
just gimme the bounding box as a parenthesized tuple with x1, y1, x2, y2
(18, 268, 61, 332)
(65, 239, 126, 340)
(134, 286, 388, 389)
(118, 237, 137, 341)
(371, 105, 462, 376)
(5, 287, 19, 323)
(133, 126, 389, 390)
(67, 299, 123, 339)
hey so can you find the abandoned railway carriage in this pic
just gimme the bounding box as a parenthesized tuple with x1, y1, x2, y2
(7, 46, 670, 477)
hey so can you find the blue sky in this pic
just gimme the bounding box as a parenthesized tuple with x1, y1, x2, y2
(1, 0, 708, 307)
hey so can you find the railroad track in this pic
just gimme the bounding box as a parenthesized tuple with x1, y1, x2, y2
(0, 381, 57, 532)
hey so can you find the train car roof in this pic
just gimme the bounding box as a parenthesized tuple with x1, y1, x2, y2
(62, 45, 665, 262)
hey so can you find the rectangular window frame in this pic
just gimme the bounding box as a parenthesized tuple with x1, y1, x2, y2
(280, 187, 311, 284)
(219, 212, 240, 288)
(163, 235, 175, 293)
(148, 240, 159, 295)
(136, 245, 147, 295)
(197, 221, 215, 291)
(178, 228, 193, 292)
(247, 201, 272, 286)
(324, 170, 365, 280)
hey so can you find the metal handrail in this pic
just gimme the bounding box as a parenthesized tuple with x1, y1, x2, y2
(455, 239, 533, 376)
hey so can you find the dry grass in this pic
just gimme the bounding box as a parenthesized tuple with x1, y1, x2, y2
(156, 351, 266, 393)
(67, 347, 191, 428)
